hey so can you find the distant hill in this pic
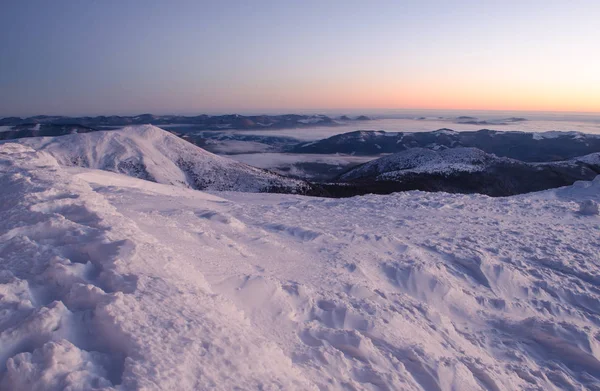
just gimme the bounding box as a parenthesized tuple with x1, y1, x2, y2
(321, 147, 600, 197)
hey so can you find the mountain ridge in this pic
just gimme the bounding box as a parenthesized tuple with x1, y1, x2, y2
(11, 125, 317, 194)
(0, 113, 371, 132)
(326, 147, 600, 197)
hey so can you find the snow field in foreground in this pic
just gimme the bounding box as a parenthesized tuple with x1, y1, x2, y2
(1, 141, 600, 390)
(0, 144, 311, 390)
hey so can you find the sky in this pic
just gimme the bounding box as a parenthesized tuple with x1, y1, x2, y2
(1, 0, 599, 117)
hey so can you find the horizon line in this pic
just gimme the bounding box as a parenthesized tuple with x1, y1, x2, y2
(3, 107, 600, 119)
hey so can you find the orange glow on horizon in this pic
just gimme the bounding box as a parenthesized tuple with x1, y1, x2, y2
(239, 80, 600, 114)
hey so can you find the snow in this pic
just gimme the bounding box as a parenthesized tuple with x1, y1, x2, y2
(0, 126, 13, 133)
(2, 139, 600, 390)
(532, 131, 586, 140)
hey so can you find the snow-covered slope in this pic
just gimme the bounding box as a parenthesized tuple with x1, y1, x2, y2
(2, 142, 600, 390)
(334, 147, 600, 197)
(15, 125, 312, 193)
(339, 147, 500, 181)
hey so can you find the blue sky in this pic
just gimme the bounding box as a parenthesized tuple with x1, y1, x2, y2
(1, 0, 599, 116)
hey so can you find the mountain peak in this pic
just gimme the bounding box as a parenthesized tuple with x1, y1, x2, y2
(119, 124, 169, 137)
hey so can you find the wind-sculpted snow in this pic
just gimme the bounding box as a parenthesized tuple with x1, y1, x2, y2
(0, 144, 314, 390)
(15, 125, 312, 194)
(2, 142, 600, 390)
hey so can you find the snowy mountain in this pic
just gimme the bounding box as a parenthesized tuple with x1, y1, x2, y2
(339, 147, 499, 181)
(14, 125, 315, 194)
(332, 147, 600, 196)
(2, 142, 600, 390)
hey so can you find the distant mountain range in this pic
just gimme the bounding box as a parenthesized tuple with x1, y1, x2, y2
(291, 129, 600, 162)
(0, 113, 371, 135)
